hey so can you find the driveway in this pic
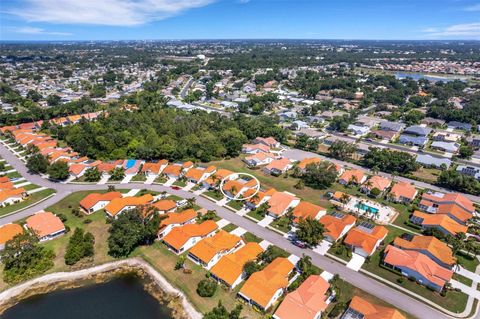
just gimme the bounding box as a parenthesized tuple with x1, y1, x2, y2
(346, 253, 366, 271)
(313, 240, 332, 256)
(258, 215, 274, 227)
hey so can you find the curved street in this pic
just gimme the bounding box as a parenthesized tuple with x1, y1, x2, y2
(0, 141, 477, 319)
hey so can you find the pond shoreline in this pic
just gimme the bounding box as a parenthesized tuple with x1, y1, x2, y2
(0, 258, 202, 319)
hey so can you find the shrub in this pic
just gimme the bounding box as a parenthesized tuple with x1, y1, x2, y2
(197, 279, 217, 297)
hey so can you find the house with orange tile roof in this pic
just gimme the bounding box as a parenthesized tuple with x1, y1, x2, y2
(244, 152, 276, 167)
(360, 175, 391, 196)
(339, 169, 367, 185)
(141, 160, 168, 177)
(263, 158, 293, 176)
(388, 182, 418, 203)
(188, 230, 243, 269)
(244, 188, 276, 210)
(184, 166, 216, 183)
(296, 157, 322, 172)
(96, 161, 122, 175)
(162, 220, 218, 254)
(343, 224, 388, 257)
(0, 188, 27, 207)
(162, 164, 183, 179)
(418, 191, 474, 225)
(0, 181, 15, 191)
(79, 192, 123, 214)
(267, 191, 300, 218)
(157, 209, 197, 238)
(254, 137, 280, 148)
(393, 235, 455, 269)
(273, 275, 331, 319)
(151, 199, 177, 214)
(291, 201, 327, 224)
(202, 168, 236, 189)
(410, 211, 467, 237)
(238, 257, 295, 311)
(210, 242, 263, 288)
(68, 163, 90, 178)
(0, 176, 10, 183)
(0, 223, 23, 249)
(242, 143, 270, 154)
(383, 245, 453, 292)
(104, 194, 154, 218)
(25, 211, 65, 241)
(342, 295, 406, 319)
(319, 213, 357, 242)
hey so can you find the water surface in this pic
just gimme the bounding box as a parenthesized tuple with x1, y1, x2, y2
(1, 275, 174, 319)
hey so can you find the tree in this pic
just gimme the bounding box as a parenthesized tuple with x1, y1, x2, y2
(204, 301, 243, 319)
(196, 279, 217, 297)
(362, 147, 419, 174)
(301, 162, 338, 189)
(295, 218, 324, 247)
(47, 94, 61, 106)
(64, 228, 95, 265)
(328, 140, 356, 160)
(459, 145, 474, 159)
(84, 167, 101, 182)
(1, 232, 55, 283)
(243, 261, 260, 279)
(26, 153, 49, 174)
(47, 160, 70, 180)
(109, 167, 125, 181)
(108, 209, 159, 257)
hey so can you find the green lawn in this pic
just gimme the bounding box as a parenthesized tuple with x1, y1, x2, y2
(173, 179, 187, 187)
(154, 176, 167, 184)
(131, 174, 147, 182)
(270, 216, 291, 233)
(222, 223, 238, 232)
(0, 189, 56, 217)
(226, 200, 244, 211)
(242, 232, 262, 243)
(453, 273, 473, 286)
(246, 209, 265, 221)
(203, 190, 223, 201)
(456, 251, 479, 272)
(21, 184, 41, 191)
(5, 171, 22, 179)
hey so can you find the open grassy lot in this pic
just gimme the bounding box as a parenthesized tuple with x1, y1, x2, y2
(0, 188, 56, 217)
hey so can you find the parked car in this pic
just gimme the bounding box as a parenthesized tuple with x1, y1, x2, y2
(292, 239, 306, 249)
(171, 186, 181, 190)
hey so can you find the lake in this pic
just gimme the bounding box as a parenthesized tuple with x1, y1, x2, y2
(1, 275, 174, 319)
(394, 72, 466, 83)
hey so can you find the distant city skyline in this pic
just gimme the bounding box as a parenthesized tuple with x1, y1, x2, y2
(1, 0, 480, 41)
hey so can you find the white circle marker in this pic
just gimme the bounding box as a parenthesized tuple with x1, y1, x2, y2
(219, 172, 261, 201)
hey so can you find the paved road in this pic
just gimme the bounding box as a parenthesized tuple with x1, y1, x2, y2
(179, 77, 194, 99)
(284, 147, 480, 203)
(0, 142, 474, 319)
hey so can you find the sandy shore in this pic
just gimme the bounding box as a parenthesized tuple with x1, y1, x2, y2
(0, 258, 202, 319)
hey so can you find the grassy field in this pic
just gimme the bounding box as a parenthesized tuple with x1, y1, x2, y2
(0, 188, 56, 217)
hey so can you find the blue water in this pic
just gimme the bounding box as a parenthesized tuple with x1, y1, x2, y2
(394, 72, 463, 83)
(355, 203, 379, 214)
(125, 159, 137, 169)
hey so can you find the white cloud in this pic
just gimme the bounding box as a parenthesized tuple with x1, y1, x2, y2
(8, 0, 216, 26)
(464, 4, 480, 11)
(421, 22, 480, 39)
(9, 26, 72, 36)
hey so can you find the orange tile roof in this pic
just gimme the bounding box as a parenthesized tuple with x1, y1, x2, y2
(389, 182, 417, 201)
(412, 211, 467, 236)
(245, 152, 276, 163)
(223, 179, 244, 196)
(319, 214, 357, 241)
(79, 192, 123, 210)
(68, 163, 88, 176)
(104, 194, 154, 217)
(210, 242, 263, 286)
(243, 143, 270, 152)
(205, 165, 217, 173)
(159, 209, 197, 228)
(26, 211, 65, 238)
(0, 223, 23, 245)
(393, 235, 455, 267)
(364, 175, 391, 191)
(240, 257, 294, 309)
(163, 164, 182, 177)
(348, 295, 406, 319)
(339, 169, 365, 183)
(96, 162, 118, 173)
(265, 158, 291, 172)
(292, 201, 326, 223)
(436, 204, 472, 223)
(152, 199, 177, 212)
(422, 192, 474, 213)
(268, 192, 299, 217)
(297, 157, 321, 170)
(184, 167, 206, 181)
(0, 176, 10, 183)
(141, 160, 168, 174)
(384, 245, 453, 288)
(274, 275, 330, 319)
(255, 136, 278, 146)
(189, 230, 242, 264)
(343, 225, 388, 255)
(0, 181, 15, 190)
(204, 168, 234, 186)
(0, 188, 26, 203)
(162, 220, 218, 251)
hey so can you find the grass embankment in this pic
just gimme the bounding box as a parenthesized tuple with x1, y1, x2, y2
(0, 189, 56, 217)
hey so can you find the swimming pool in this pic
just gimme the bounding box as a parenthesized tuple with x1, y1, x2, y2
(355, 203, 379, 214)
(125, 159, 137, 169)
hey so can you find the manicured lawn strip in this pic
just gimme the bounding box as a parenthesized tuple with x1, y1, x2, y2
(222, 223, 238, 232)
(203, 190, 223, 201)
(137, 189, 160, 196)
(242, 232, 262, 243)
(5, 171, 22, 179)
(226, 200, 244, 211)
(328, 243, 352, 262)
(166, 195, 183, 201)
(154, 176, 167, 184)
(0, 189, 56, 217)
(173, 179, 187, 187)
(456, 251, 479, 272)
(453, 273, 473, 286)
(246, 209, 264, 221)
(131, 174, 147, 182)
(21, 184, 40, 191)
(270, 216, 291, 233)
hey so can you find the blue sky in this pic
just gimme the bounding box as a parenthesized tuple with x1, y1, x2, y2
(1, 0, 479, 41)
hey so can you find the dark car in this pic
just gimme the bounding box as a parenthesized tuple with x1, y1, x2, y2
(292, 240, 306, 249)
(171, 186, 181, 190)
